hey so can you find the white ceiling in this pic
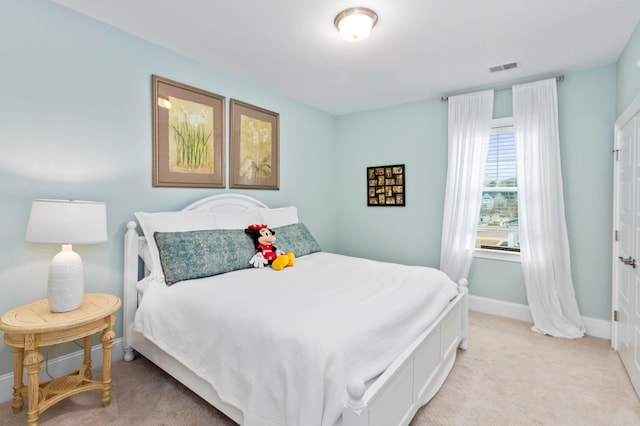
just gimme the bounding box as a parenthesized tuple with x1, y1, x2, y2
(52, 0, 640, 115)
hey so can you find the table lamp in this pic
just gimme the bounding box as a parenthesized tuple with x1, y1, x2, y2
(25, 199, 108, 312)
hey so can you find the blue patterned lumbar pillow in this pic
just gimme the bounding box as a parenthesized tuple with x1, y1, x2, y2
(272, 223, 321, 257)
(154, 229, 256, 285)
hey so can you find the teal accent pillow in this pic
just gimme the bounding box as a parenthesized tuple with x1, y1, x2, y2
(154, 229, 255, 285)
(273, 223, 321, 257)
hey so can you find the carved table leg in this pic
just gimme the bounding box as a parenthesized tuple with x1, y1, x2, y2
(24, 335, 43, 426)
(11, 346, 24, 413)
(100, 314, 116, 407)
(83, 335, 92, 379)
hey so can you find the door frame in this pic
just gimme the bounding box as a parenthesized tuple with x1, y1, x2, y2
(612, 92, 640, 350)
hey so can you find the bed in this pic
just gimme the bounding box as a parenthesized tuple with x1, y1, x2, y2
(123, 193, 468, 426)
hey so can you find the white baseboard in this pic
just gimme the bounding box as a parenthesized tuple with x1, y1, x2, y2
(469, 295, 611, 340)
(0, 337, 124, 404)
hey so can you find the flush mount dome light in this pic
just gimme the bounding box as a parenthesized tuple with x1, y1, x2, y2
(334, 7, 378, 42)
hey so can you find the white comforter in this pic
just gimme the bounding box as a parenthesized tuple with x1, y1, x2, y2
(133, 252, 459, 426)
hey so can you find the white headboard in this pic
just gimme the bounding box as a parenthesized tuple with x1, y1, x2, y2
(182, 193, 268, 212)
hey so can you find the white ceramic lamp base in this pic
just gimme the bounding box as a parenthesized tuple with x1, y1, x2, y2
(48, 244, 85, 312)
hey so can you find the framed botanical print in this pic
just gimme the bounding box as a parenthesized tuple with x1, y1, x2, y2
(152, 75, 226, 188)
(229, 99, 279, 190)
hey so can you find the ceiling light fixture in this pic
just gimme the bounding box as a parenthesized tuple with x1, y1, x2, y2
(334, 7, 378, 42)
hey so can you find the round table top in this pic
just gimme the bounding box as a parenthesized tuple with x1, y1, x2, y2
(0, 293, 121, 334)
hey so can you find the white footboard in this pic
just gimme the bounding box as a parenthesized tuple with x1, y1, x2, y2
(342, 280, 468, 426)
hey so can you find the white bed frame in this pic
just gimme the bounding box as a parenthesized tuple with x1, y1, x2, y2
(123, 193, 468, 426)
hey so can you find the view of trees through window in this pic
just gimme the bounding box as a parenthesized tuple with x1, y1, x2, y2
(476, 129, 520, 252)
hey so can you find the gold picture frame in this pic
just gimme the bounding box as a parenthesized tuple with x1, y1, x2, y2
(367, 164, 405, 206)
(152, 75, 226, 188)
(229, 99, 279, 190)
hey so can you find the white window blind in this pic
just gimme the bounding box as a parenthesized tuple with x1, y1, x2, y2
(476, 125, 520, 253)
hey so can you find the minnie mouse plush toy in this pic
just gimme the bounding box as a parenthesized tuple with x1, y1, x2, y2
(245, 224, 295, 270)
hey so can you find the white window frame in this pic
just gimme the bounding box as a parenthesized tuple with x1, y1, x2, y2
(474, 117, 521, 263)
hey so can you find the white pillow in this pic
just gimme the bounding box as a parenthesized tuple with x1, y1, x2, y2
(134, 209, 213, 283)
(256, 206, 299, 228)
(208, 207, 261, 229)
(137, 239, 152, 276)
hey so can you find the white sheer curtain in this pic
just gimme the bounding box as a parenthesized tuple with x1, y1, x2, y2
(440, 90, 494, 283)
(513, 78, 585, 338)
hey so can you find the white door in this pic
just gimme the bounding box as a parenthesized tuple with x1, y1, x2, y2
(614, 108, 640, 397)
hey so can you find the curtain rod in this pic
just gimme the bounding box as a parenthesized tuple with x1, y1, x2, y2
(440, 74, 564, 102)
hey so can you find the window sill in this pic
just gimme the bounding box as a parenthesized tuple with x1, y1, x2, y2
(474, 248, 521, 263)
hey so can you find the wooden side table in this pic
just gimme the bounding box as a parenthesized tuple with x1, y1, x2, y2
(0, 293, 121, 426)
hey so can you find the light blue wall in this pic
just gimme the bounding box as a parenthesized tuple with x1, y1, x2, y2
(334, 100, 448, 267)
(559, 66, 617, 318)
(334, 66, 617, 321)
(617, 21, 640, 115)
(0, 0, 337, 375)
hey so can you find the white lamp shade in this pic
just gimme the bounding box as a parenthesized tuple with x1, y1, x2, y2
(25, 199, 108, 244)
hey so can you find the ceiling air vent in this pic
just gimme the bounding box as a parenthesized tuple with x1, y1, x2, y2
(490, 62, 518, 73)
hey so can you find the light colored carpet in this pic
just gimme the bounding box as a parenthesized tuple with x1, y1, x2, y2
(2, 311, 639, 425)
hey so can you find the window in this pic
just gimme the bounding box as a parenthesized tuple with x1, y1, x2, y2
(475, 118, 520, 259)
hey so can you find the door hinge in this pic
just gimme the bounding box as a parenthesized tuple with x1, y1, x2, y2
(614, 310, 619, 322)
(615, 230, 620, 241)
(613, 149, 621, 161)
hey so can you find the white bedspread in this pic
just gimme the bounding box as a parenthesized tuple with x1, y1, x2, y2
(133, 252, 459, 426)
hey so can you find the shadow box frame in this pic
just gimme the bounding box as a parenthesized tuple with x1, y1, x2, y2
(367, 164, 406, 206)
